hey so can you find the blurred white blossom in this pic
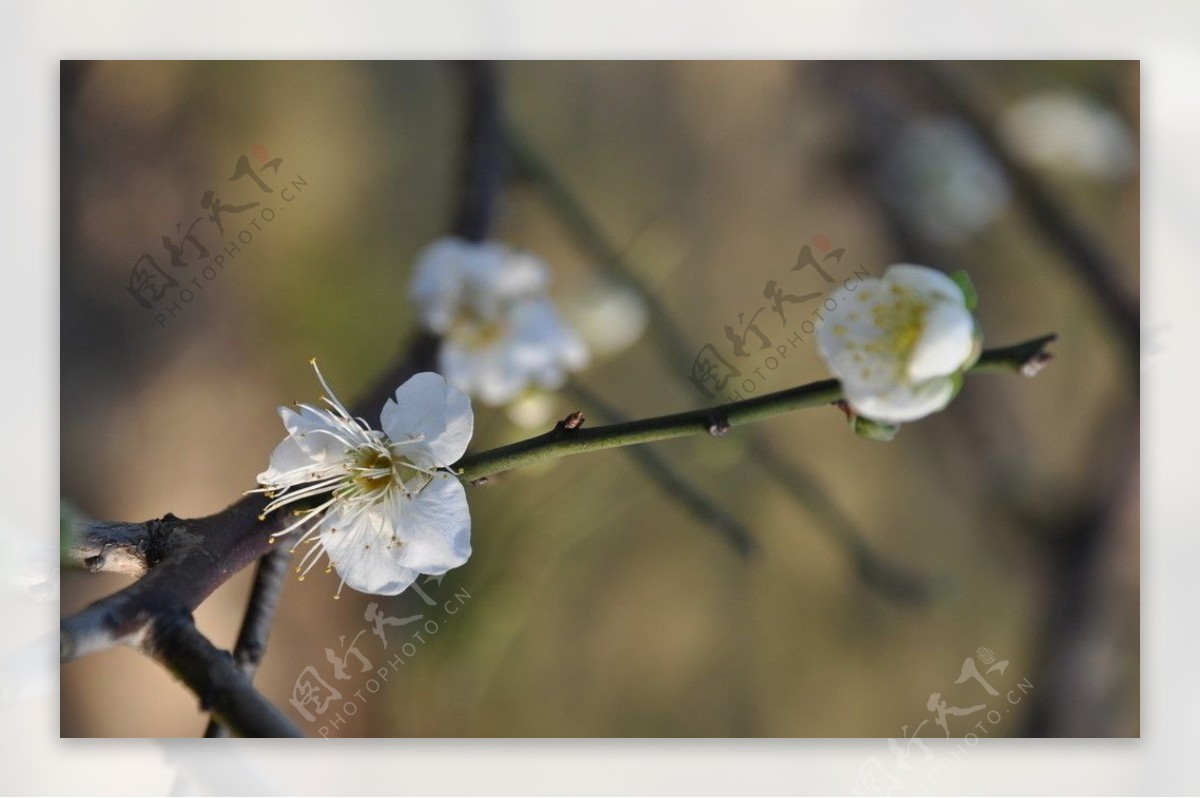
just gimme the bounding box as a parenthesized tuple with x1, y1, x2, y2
(255, 362, 473, 597)
(504, 388, 559, 430)
(1001, 90, 1135, 180)
(816, 264, 980, 424)
(565, 278, 649, 358)
(880, 117, 1011, 245)
(410, 237, 589, 406)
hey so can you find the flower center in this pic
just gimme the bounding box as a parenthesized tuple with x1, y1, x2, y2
(348, 447, 396, 497)
(448, 307, 508, 348)
(870, 291, 929, 362)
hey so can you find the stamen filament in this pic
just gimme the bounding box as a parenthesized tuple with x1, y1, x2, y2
(309, 358, 358, 423)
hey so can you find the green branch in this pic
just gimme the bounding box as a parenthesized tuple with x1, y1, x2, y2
(454, 334, 1056, 483)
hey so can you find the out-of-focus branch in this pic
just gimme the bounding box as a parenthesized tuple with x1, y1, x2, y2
(203, 545, 292, 738)
(454, 335, 1056, 483)
(748, 440, 931, 603)
(452, 61, 504, 243)
(354, 61, 502, 412)
(506, 126, 698, 370)
(509, 128, 765, 558)
(567, 380, 755, 556)
(1019, 415, 1138, 736)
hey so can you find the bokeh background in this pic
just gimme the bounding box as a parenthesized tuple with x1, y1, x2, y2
(60, 61, 1139, 738)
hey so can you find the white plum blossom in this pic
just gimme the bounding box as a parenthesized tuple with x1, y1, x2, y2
(565, 278, 649, 358)
(503, 388, 558, 430)
(409, 237, 589, 406)
(816, 264, 980, 425)
(254, 361, 473, 597)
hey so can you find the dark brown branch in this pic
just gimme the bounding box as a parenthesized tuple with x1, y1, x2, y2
(65, 518, 157, 577)
(203, 545, 293, 738)
(147, 607, 303, 738)
(62, 330, 1045, 662)
(61, 497, 273, 662)
(452, 61, 504, 243)
(65, 66, 495, 634)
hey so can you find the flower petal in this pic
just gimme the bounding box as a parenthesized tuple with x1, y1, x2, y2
(281, 405, 352, 461)
(380, 372, 474, 467)
(846, 376, 956, 424)
(410, 238, 513, 331)
(816, 279, 902, 392)
(818, 264, 979, 425)
(440, 341, 525, 406)
(509, 298, 590, 385)
(409, 238, 468, 333)
(257, 432, 316, 484)
(491, 251, 549, 300)
(390, 475, 471, 574)
(907, 299, 976, 382)
(884, 264, 965, 303)
(319, 507, 421, 596)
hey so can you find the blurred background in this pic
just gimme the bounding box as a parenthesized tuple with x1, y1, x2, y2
(60, 61, 1138, 738)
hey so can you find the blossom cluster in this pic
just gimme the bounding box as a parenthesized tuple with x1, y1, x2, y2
(409, 237, 590, 407)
